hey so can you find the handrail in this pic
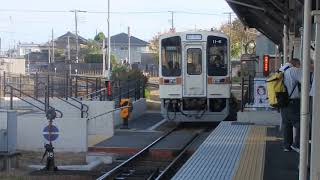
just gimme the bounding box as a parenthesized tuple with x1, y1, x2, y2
(68, 96, 89, 118)
(112, 87, 142, 100)
(57, 97, 88, 118)
(57, 97, 81, 110)
(5, 85, 63, 118)
(16, 97, 46, 112)
(3, 72, 145, 105)
(69, 96, 89, 111)
(78, 88, 107, 100)
(87, 106, 130, 121)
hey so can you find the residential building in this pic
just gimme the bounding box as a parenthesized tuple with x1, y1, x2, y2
(54, 31, 88, 62)
(106, 33, 149, 63)
(17, 42, 41, 57)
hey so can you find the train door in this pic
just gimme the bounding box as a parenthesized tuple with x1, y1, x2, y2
(183, 45, 206, 97)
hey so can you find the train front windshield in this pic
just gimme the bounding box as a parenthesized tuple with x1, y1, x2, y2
(161, 36, 182, 77)
(207, 36, 228, 76)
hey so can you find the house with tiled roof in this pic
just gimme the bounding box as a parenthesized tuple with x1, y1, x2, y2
(106, 33, 149, 63)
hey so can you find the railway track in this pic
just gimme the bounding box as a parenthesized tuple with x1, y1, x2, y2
(96, 125, 213, 180)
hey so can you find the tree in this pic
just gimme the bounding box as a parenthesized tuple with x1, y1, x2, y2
(148, 31, 172, 64)
(94, 32, 106, 42)
(149, 32, 160, 53)
(80, 39, 101, 58)
(219, 18, 257, 59)
(148, 32, 161, 64)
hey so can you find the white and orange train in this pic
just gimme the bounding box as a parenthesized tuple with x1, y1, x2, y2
(159, 31, 231, 122)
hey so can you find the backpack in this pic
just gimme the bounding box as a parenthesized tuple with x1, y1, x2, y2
(266, 67, 296, 108)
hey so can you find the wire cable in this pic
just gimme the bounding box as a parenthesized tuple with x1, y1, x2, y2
(0, 9, 232, 16)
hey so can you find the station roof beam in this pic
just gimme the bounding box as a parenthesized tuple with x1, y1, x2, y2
(226, 0, 310, 46)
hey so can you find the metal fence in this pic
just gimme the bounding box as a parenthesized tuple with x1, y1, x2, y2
(0, 72, 145, 109)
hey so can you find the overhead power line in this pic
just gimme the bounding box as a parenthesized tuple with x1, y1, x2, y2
(0, 9, 68, 13)
(87, 11, 168, 14)
(0, 9, 234, 16)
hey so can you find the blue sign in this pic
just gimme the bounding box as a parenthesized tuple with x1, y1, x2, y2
(43, 125, 59, 141)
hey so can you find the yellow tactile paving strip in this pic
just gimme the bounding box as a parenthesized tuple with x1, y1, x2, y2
(88, 135, 110, 147)
(233, 126, 267, 180)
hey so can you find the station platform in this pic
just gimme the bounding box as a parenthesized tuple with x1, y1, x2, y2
(172, 122, 299, 180)
(88, 112, 200, 158)
(88, 112, 165, 147)
(88, 130, 198, 159)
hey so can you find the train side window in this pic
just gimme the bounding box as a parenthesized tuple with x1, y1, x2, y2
(207, 36, 228, 76)
(161, 36, 182, 77)
(187, 48, 202, 75)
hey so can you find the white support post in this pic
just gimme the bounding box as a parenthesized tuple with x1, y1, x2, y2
(300, 0, 311, 179)
(289, 32, 295, 61)
(311, 10, 320, 180)
(283, 24, 288, 63)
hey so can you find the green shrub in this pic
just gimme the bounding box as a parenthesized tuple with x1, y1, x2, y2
(84, 54, 103, 63)
(111, 65, 148, 87)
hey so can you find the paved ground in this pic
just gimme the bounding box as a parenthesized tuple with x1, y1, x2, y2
(94, 131, 163, 148)
(0, 151, 90, 180)
(264, 127, 299, 180)
(115, 112, 164, 130)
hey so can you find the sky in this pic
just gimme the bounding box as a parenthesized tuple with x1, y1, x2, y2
(0, 0, 235, 50)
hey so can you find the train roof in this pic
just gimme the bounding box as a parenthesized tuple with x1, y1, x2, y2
(159, 31, 229, 41)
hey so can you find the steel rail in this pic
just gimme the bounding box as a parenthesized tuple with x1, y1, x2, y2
(96, 127, 177, 180)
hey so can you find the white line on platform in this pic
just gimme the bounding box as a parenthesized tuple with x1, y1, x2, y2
(147, 118, 168, 131)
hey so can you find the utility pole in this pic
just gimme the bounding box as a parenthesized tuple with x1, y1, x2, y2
(224, 12, 233, 72)
(27, 53, 30, 74)
(74, 10, 79, 63)
(67, 36, 71, 62)
(107, 0, 111, 79)
(128, 26, 131, 66)
(223, 12, 232, 38)
(48, 39, 51, 63)
(168, 11, 175, 32)
(102, 38, 106, 76)
(51, 28, 54, 63)
(0, 37, 2, 56)
(70, 9, 87, 63)
(67, 35, 71, 75)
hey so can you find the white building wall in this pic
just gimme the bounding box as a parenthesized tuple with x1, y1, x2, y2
(17, 115, 87, 152)
(1, 97, 145, 152)
(0, 58, 25, 74)
(4, 98, 115, 152)
(86, 100, 114, 137)
(17, 44, 41, 56)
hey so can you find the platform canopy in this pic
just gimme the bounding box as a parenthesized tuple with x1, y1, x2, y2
(226, 0, 318, 45)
